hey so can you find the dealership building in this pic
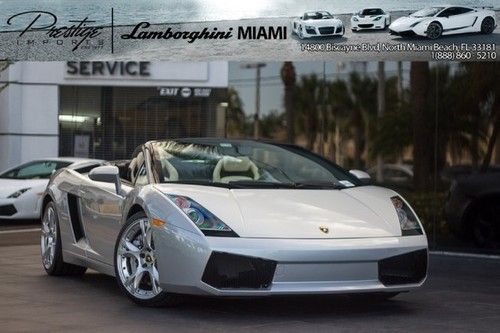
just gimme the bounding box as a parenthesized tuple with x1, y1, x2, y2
(0, 61, 228, 171)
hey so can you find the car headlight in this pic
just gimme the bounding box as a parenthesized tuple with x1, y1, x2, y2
(391, 196, 423, 236)
(374, 16, 382, 21)
(167, 195, 238, 237)
(353, 17, 359, 22)
(7, 188, 31, 198)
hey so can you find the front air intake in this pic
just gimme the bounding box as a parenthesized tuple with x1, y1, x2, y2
(0, 204, 17, 216)
(202, 252, 277, 289)
(378, 249, 428, 286)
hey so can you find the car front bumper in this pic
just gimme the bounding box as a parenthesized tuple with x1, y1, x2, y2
(352, 20, 386, 30)
(301, 25, 344, 38)
(154, 226, 428, 296)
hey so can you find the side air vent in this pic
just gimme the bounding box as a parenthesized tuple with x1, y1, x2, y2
(0, 204, 17, 216)
(378, 249, 428, 286)
(67, 193, 85, 241)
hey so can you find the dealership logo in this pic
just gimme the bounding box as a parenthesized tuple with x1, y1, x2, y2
(121, 23, 287, 43)
(6, 11, 104, 51)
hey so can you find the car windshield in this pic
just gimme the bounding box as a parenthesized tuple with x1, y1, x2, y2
(360, 9, 384, 15)
(412, 7, 444, 18)
(151, 140, 361, 189)
(0, 160, 72, 179)
(304, 12, 333, 20)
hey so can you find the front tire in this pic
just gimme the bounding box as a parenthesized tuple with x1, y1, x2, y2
(426, 22, 443, 39)
(41, 202, 87, 276)
(114, 211, 180, 307)
(481, 17, 495, 34)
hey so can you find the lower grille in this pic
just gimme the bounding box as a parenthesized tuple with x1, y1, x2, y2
(335, 26, 343, 34)
(390, 29, 416, 37)
(305, 28, 316, 35)
(359, 24, 374, 28)
(319, 27, 335, 35)
(202, 252, 277, 289)
(378, 249, 428, 286)
(0, 204, 17, 216)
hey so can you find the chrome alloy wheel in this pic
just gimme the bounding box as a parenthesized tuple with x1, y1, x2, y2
(41, 205, 57, 269)
(426, 22, 442, 39)
(116, 218, 162, 299)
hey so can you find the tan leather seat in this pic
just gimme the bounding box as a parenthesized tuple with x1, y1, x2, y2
(213, 156, 259, 183)
(156, 151, 179, 181)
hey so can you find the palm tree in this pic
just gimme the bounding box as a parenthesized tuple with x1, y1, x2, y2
(411, 62, 433, 191)
(295, 74, 321, 150)
(226, 87, 248, 138)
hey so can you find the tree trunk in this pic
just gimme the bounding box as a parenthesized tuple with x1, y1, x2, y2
(481, 107, 500, 171)
(376, 62, 386, 182)
(352, 108, 364, 169)
(411, 62, 433, 191)
(281, 62, 296, 144)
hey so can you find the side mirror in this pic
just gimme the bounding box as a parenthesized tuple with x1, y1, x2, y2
(349, 169, 371, 185)
(89, 166, 122, 194)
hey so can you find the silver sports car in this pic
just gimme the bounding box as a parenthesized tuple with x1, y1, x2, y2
(41, 139, 428, 306)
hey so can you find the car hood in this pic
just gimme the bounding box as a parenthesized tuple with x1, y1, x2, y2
(390, 16, 428, 30)
(304, 18, 343, 27)
(156, 184, 403, 239)
(0, 179, 48, 198)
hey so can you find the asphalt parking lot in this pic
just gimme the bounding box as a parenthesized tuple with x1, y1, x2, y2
(1, 226, 500, 333)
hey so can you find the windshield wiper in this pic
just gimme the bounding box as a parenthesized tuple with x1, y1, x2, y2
(293, 181, 344, 189)
(228, 181, 296, 189)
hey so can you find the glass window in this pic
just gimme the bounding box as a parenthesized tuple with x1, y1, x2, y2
(0, 161, 72, 179)
(360, 9, 384, 16)
(152, 140, 361, 188)
(134, 163, 149, 186)
(412, 7, 444, 18)
(438, 7, 464, 17)
(73, 164, 102, 174)
(59, 86, 227, 161)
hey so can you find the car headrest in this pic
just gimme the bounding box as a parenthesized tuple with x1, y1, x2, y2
(223, 156, 253, 172)
(213, 156, 259, 183)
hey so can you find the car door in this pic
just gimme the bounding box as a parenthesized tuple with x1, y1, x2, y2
(79, 151, 145, 265)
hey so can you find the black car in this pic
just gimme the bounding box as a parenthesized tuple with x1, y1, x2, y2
(444, 171, 500, 247)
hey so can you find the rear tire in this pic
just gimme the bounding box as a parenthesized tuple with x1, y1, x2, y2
(41, 202, 87, 276)
(114, 211, 180, 307)
(480, 17, 495, 34)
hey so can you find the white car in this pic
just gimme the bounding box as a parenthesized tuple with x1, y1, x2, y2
(40, 139, 427, 306)
(389, 6, 496, 39)
(292, 11, 345, 39)
(367, 164, 413, 184)
(0, 158, 103, 220)
(351, 8, 391, 31)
